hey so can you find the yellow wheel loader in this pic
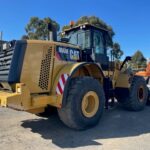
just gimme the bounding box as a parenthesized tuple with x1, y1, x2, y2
(0, 23, 148, 130)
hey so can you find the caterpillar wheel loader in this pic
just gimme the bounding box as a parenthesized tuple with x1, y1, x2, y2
(0, 23, 148, 130)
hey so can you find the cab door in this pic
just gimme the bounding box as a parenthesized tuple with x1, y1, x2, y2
(93, 30, 109, 70)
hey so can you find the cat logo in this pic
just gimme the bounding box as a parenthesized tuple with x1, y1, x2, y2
(70, 50, 80, 60)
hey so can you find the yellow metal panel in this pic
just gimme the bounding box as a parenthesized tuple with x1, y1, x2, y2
(20, 40, 80, 94)
(51, 62, 104, 95)
(51, 62, 87, 94)
(27, 107, 45, 114)
(0, 91, 22, 109)
(31, 94, 62, 108)
(20, 42, 55, 93)
(0, 84, 31, 110)
(115, 73, 130, 88)
(0, 83, 63, 113)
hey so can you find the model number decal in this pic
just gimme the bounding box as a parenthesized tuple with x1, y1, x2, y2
(58, 47, 69, 54)
(57, 46, 80, 61)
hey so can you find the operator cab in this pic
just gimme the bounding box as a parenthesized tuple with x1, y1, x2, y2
(61, 23, 113, 70)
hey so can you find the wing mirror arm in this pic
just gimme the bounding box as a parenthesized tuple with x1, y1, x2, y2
(120, 56, 132, 70)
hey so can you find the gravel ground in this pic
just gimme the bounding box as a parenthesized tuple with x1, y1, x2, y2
(0, 105, 150, 150)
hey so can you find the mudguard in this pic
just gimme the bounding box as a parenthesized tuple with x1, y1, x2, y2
(52, 62, 104, 107)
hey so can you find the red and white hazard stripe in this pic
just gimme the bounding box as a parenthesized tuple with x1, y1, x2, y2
(56, 74, 69, 95)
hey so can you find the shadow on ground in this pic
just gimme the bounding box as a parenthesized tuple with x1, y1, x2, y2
(21, 106, 150, 148)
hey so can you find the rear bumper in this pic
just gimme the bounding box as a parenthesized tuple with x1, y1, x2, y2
(0, 83, 30, 110)
(0, 83, 63, 113)
(0, 91, 24, 110)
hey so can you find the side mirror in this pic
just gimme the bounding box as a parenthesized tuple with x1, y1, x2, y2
(125, 56, 132, 61)
(120, 56, 132, 70)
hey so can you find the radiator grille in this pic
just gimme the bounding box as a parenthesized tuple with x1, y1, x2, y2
(39, 46, 52, 90)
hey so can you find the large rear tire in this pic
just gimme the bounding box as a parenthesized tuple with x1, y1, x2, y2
(58, 77, 105, 130)
(116, 76, 148, 111)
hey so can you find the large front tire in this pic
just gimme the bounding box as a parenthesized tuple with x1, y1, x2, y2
(146, 77, 150, 105)
(58, 77, 105, 130)
(116, 76, 148, 111)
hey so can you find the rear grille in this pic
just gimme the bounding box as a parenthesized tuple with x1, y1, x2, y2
(39, 46, 53, 90)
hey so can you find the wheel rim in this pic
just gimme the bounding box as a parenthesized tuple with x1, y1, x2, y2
(138, 86, 145, 102)
(81, 91, 99, 118)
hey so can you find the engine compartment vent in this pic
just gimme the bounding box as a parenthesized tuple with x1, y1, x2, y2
(39, 46, 53, 90)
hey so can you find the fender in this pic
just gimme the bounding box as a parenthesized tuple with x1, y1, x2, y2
(52, 62, 104, 107)
(115, 73, 131, 88)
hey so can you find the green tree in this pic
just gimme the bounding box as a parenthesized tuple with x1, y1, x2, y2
(131, 50, 146, 67)
(111, 42, 124, 60)
(25, 17, 60, 40)
(62, 16, 115, 37)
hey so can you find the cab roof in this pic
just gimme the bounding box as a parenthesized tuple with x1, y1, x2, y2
(62, 23, 113, 47)
(63, 23, 111, 33)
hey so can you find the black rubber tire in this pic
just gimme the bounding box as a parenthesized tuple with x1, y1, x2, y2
(116, 76, 148, 111)
(146, 77, 150, 105)
(146, 87, 150, 105)
(57, 77, 105, 130)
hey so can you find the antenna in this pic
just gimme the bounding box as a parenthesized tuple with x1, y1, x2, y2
(0, 31, 2, 51)
(0, 31, 2, 40)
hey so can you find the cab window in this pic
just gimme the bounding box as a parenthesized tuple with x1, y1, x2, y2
(77, 31, 90, 49)
(93, 31, 104, 54)
(68, 32, 78, 45)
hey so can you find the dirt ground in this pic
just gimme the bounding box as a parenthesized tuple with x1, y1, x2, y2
(0, 105, 150, 150)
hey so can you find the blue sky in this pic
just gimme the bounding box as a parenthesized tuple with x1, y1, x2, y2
(0, 0, 149, 58)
